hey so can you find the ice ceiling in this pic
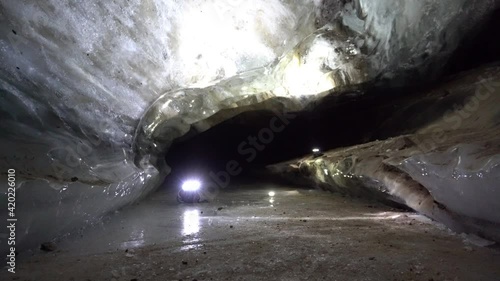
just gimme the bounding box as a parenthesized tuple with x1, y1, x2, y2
(0, 0, 498, 251)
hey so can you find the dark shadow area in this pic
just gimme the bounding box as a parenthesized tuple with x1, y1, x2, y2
(163, 80, 471, 188)
(443, 7, 500, 75)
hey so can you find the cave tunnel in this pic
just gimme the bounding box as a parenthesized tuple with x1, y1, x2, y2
(1, 1, 500, 280)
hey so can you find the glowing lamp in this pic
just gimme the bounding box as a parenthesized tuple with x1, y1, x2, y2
(182, 180, 201, 192)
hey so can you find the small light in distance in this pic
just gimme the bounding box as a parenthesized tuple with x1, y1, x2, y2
(268, 191, 275, 197)
(182, 180, 201, 192)
(312, 148, 320, 153)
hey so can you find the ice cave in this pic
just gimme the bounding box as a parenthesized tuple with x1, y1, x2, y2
(1, 0, 500, 280)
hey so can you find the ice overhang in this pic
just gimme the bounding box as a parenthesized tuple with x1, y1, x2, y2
(0, 0, 499, 253)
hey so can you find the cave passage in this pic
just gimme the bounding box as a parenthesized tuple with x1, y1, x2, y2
(2, 1, 500, 280)
(164, 82, 450, 180)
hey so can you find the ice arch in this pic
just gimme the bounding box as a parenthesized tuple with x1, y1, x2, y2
(0, 0, 497, 252)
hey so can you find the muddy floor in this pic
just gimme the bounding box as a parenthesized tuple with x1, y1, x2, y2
(3, 183, 500, 281)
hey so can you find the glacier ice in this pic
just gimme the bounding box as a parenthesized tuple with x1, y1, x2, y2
(0, 0, 320, 252)
(401, 144, 500, 224)
(0, 0, 499, 253)
(268, 65, 500, 241)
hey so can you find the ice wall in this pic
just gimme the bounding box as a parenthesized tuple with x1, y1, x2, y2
(0, 0, 498, 253)
(268, 65, 500, 241)
(401, 145, 500, 224)
(342, 0, 498, 82)
(0, 0, 319, 253)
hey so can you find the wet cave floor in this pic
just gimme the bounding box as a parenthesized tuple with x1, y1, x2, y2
(5, 182, 500, 281)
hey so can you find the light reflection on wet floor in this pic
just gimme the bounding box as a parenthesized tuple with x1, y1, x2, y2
(182, 209, 200, 236)
(180, 209, 202, 251)
(12, 183, 500, 281)
(49, 183, 412, 257)
(51, 183, 290, 256)
(120, 229, 145, 249)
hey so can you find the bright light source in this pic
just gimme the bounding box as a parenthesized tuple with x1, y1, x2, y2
(182, 180, 201, 192)
(312, 148, 320, 153)
(268, 191, 275, 197)
(274, 38, 337, 97)
(177, 1, 285, 87)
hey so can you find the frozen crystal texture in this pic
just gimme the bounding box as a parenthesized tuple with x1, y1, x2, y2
(401, 144, 500, 224)
(343, 0, 497, 81)
(0, 0, 319, 253)
(0, 0, 498, 253)
(134, 24, 372, 164)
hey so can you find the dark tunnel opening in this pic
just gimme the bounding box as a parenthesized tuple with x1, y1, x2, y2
(163, 5, 500, 191)
(4, 1, 500, 280)
(164, 78, 472, 188)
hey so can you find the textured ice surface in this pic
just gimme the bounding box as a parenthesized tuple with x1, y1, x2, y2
(346, 0, 498, 82)
(0, 0, 498, 252)
(268, 66, 500, 241)
(272, 24, 370, 97)
(401, 144, 500, 224)
(0, 0, 319, 253)
(134, 24, 372, 164)
(271, 134, 500, 241)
